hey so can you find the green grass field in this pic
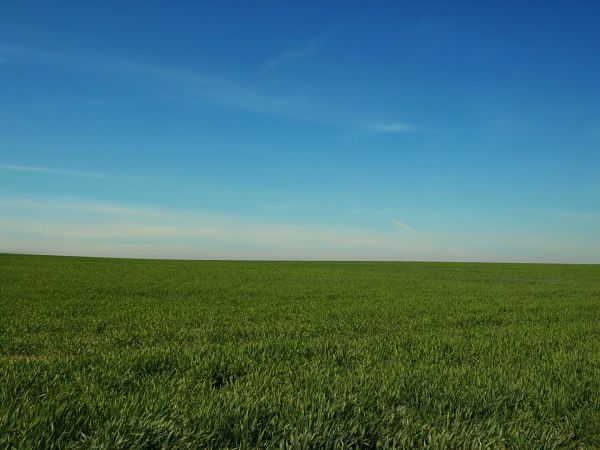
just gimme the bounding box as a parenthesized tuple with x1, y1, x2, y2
(1, 253, 599, 448)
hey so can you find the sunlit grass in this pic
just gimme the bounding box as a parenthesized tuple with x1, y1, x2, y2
(1, 254, 599, 448)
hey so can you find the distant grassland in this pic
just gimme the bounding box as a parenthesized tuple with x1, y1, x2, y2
(1, 254, 599, 449)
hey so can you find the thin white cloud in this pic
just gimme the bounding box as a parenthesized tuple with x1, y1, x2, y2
(392, 219, 413, 231)
(0, 164, 142, 181)
(0, 197, 160, 217)
(0, 42, 427, 133)
(0, 218, 389, 248)
(266, 42, 320, 68)
(0, 195, 393, 253)
(371, 123, 416, 133)
(0, 42, 298, 118)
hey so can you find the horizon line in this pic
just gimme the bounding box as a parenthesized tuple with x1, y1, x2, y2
(1, 251, 597, 266)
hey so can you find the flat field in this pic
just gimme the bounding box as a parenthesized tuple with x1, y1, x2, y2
(1, 253, 599, 448)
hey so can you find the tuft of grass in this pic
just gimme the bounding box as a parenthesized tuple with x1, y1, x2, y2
(1, 253, 599, 448)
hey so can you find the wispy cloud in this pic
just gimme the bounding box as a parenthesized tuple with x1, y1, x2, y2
(392, 219, 413, 231)
(266, 41, 320, 69)
(370, 122, 416, 133)
(0, 195, 398, 259)
(0, 196, 160, 217)
(0, 41, 427, 133)
(367, 122, 449, 135)
(0, 42, 301, 119)
(264, 26, 339, 69)
(0, 164, 141, 181)
(0, 217, 388, 248)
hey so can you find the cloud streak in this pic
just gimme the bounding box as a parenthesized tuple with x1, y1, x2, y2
(266, 42, 320, 69)
(0, 42, 301, 119)
(0, 196, 398, 259)
(0, 164, 141, 181)
(370, 123, 417, 133)
(0, 42, 425, 133)
(0, 196, 160, 217)
(392, 219, 413, 231)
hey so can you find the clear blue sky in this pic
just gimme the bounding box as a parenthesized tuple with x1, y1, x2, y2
(1, 1, 599, 262)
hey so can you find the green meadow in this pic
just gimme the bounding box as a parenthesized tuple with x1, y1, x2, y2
(1, 253, 599, 449)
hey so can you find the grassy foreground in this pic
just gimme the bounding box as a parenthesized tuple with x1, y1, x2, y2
(1, 254, 599, 449)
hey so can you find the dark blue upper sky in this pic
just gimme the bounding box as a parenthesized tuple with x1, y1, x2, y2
(1, 1, 599, 261)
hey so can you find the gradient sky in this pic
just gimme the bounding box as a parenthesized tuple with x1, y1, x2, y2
(1, 1, 599, 262)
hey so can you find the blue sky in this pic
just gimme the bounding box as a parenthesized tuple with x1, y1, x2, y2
(1, 1, 599, 262)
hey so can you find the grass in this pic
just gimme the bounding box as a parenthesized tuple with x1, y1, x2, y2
(1, 253, 599, 449)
